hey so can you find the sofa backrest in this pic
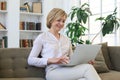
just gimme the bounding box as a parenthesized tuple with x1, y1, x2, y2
(0, 48, 45, 78)
(108, 46, 120, 71)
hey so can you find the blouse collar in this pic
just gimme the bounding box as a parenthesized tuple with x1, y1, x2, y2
(47, 31, 61, 42)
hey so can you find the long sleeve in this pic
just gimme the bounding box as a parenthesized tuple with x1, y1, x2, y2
(27, 34, 48, 67)
(28, 32, 72, 68)
(69, 44, 73, 56)
(68, 40, 73, 57)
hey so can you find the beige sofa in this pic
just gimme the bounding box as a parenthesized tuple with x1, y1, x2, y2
(0, 43, 120, 80)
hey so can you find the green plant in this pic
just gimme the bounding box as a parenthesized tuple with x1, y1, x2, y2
(91, 8, 120, 43)
(96, 8, 120, 36)
(66, 3, 92, 46)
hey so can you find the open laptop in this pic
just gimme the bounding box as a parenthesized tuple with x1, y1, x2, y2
(60, 44, 101, 66)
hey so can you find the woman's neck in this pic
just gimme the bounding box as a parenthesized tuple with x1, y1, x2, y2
(49, 29, 60, 40)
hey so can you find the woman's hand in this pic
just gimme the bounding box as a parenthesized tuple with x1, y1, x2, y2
(47, 56, 69, 65)
(88, 60, 95, 65)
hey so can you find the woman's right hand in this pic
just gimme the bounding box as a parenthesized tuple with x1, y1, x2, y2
(47, 56, 69, 65)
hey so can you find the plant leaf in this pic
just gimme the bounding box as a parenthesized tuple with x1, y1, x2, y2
(95, 17, 105, 21)
(70, 9, 76, 21)
(77, 9, 82, 23)
(81, 12, 88, 24)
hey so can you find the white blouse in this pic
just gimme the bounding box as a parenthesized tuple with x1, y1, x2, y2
(28, 31, 73, 71)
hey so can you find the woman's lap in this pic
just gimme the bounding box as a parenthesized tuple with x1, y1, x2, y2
(46, 64, 92, 80)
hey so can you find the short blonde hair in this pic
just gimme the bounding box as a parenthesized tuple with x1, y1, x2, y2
(46, 8, 67, 29)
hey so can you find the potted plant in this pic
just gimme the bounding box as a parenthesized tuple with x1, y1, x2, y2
(66, 3, 92, 46)
(91, 8, 120, 43)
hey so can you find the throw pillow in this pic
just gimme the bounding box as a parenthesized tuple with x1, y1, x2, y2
(93, 50, 109, 73)
(98, 42, 113, 69)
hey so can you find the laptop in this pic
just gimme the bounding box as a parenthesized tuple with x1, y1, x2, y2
(60, 44, 101, 66)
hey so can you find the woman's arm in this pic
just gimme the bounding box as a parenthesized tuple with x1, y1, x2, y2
(27, 35, 48, 67)
(47, 56, 69, 64)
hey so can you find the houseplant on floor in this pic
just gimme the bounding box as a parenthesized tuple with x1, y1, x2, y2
(66, 3, 92, 46)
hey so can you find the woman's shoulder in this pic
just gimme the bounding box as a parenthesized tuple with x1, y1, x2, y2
(38, 32, 46, 37)
(37, 31, 48, 38)
(34, 32, 48, 42)
(61, 34, 70, 41)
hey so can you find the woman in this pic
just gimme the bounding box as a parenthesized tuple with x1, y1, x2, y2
(28, 8, 101, 80)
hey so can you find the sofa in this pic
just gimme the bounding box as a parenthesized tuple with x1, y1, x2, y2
(0, 42, 120, 80)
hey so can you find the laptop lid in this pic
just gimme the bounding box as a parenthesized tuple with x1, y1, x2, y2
(60, 44, 101, 66)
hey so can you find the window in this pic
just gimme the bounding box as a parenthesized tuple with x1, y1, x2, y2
(79, 0, 120, 46)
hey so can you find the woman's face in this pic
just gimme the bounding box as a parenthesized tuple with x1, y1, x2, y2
(51, 16, 66, 32)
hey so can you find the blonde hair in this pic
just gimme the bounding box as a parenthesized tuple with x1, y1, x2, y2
(46, 8, 67, 29)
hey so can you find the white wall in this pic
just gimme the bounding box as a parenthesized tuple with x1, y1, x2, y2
(7, 0, 20, 48)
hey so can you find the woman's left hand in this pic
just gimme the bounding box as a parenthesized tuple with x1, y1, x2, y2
(88, 60, 95, 65)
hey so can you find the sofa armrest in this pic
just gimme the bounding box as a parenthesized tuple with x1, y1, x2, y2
(108, 46, 120, 71)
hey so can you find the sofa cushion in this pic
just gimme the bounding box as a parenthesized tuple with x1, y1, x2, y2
(93, 50, 109, 73)
(98, 42, 113, 69)
(108, 47, 120, 71)
(99, 70, 120, 80)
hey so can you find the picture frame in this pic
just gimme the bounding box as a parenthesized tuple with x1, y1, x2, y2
(32, 2, 42, 13)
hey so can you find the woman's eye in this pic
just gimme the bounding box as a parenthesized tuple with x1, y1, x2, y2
(62, 20, 65, 23)
(57, 19, 65, 23)
(57, 20, 61, 22)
